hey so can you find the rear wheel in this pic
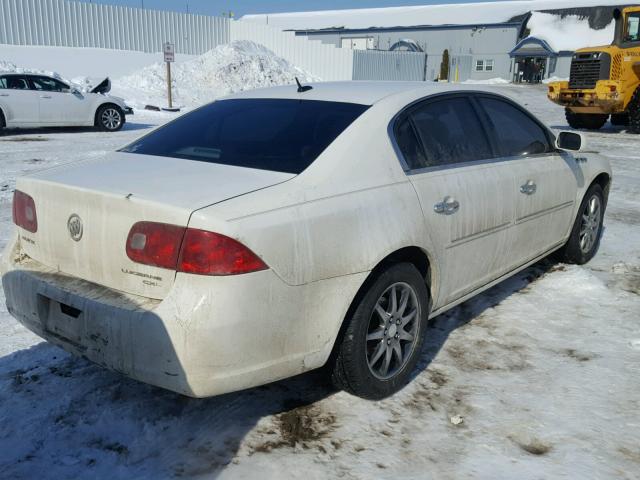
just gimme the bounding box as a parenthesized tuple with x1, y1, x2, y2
(627, 87, 640, 134)
(565, 108, 608, 130)
(96, 104, 124, 132)
(558, 184, 604, 265)
(0, 109, 5, 130)
(328, 263, 429, 400)
(610, 112, 629, 126)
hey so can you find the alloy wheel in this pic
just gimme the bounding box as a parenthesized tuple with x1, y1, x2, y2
(102, 108, 122, 130)
(579, 194, 601, 253)
(366, 282, 420, 380)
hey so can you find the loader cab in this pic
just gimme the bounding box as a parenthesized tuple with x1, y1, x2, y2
(613, 7, 640, 48)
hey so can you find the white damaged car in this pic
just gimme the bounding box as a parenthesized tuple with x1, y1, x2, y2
(0, 73, 132, 132)
(1, 82, 611, 399)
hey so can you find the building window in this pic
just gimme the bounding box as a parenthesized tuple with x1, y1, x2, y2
(476, 59, 494, 72)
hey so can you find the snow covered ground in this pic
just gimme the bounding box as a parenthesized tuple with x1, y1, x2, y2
(0, 80, 638, 479)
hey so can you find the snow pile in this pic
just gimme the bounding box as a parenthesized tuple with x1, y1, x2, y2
(113, 40, 317, 108)
(241, 0, 622, 30)
(527, 12, 615, 52)
(463, 77, 511, 85)
(543, 75, 569, 84)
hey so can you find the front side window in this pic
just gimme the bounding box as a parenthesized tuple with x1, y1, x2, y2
(625, 12, 640, 42)
(5, 76, 29, 90)
(121, 99, 369, 174)
(0, 76, 7, 89)
(30, 76, 69, 92)
(408, 97, 493, 167)
(477, 96, 552, 157)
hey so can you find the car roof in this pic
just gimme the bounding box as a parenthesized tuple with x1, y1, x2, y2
(222, 81, 511, 106)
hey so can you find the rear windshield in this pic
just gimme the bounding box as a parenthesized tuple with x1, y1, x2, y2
(120, 99, 369, 174)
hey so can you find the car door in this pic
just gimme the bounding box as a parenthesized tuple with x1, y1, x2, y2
(394, 94, 518, 307)
(0, 75, 39, 125)
(474, 95, 579, 264)
(29, 75, 89, 126)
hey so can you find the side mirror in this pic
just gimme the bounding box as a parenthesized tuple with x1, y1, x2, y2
(556, 131, 584, 152)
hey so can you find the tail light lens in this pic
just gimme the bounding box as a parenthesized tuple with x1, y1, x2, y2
(12, 190, 38, 233)
(125, 222, 267, 276)
(126, 222, 186, 270)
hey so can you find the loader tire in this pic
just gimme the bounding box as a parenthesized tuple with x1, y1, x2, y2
(565, 108, 608, 130)
(627, 87, 640, 134)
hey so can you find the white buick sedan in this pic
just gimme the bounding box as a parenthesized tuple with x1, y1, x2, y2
(1, 82, 611, 399)
(0, 73, 132, 132)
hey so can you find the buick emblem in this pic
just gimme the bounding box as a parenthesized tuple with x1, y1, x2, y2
(67, 214, 83, 242)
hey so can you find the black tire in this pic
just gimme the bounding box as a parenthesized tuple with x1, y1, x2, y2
(558, 184, 605, 265)
(328, 263, 429, 400)
(610, 112, 629, 126)
(627, 87, 640, 134)
(95, 104, 125, 132)
(565, 108, 608, 130)
(0, 108, 5, 129)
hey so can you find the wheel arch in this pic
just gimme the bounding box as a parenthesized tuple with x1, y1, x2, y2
(589, 171, 611, 206)
(323, 245, 437, 367)
(94, 102, 123, 126)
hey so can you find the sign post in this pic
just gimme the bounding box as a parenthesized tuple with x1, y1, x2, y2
(163, 42, 175, 109)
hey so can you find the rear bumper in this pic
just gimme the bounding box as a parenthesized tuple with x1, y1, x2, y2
(547, 80, 625, 114)
(1, 234, 366, 397)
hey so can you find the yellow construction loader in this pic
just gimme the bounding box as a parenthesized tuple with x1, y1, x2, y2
(547, 6, 640, 132)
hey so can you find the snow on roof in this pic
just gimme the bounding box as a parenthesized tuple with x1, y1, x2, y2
(526, 11, 615, 52)
(241, 0, 623, 30)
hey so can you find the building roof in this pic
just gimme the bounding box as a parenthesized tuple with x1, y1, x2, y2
(222, 81, 512, 106)
(241, 0, 625, 30)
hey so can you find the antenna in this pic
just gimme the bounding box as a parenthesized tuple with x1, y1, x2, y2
(295, 77, 313, 93)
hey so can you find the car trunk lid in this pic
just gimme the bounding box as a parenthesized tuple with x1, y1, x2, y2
(16, 152, 294, 299)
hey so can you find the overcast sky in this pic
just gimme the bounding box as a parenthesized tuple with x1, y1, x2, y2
(78, 0, 518, 18)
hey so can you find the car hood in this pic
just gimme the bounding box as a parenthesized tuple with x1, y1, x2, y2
(90, 77, 111, 94)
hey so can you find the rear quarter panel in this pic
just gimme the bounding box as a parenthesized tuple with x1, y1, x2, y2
(187, 100, 436, 288)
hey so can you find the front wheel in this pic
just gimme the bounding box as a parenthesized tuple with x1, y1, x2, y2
(328, 263, 429, 400)
(96, 104, 124, 132)
(558, 184, 605, 265)
(565, 108, 608, 131)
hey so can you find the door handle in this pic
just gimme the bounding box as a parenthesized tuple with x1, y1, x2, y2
(40, 95, 52, 99)
(520, 180, 537, 195)
(434, 196, 460, 215)
(0, 93, 8, 97)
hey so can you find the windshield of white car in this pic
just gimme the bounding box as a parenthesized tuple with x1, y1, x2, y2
(120, 99, 369, 174)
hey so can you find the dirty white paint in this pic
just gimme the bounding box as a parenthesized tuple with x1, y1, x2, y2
(1, 82, 611, 398)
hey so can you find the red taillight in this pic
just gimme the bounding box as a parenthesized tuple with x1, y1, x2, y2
(178, 228, 268, 276)
(125, 222, 267, 276)
(126, 222, 186, 270)
(12, 190, 38, 233)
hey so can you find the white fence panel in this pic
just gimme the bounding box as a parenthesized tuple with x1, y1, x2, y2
(353, 50, 427, 81)
(0, 0, 229, 54)
(230, 21, 353, 81)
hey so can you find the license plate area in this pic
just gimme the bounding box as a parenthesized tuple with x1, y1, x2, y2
(37, 294, 86, 351)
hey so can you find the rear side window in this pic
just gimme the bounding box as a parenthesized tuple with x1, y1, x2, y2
(408, 97, 493, 167)
(0, 77, 6, 89)
(394, 117, 428, 170)
(4, 76, 29, 90)
(121, 99, 369, 174)
(477, 97, 552, 157)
